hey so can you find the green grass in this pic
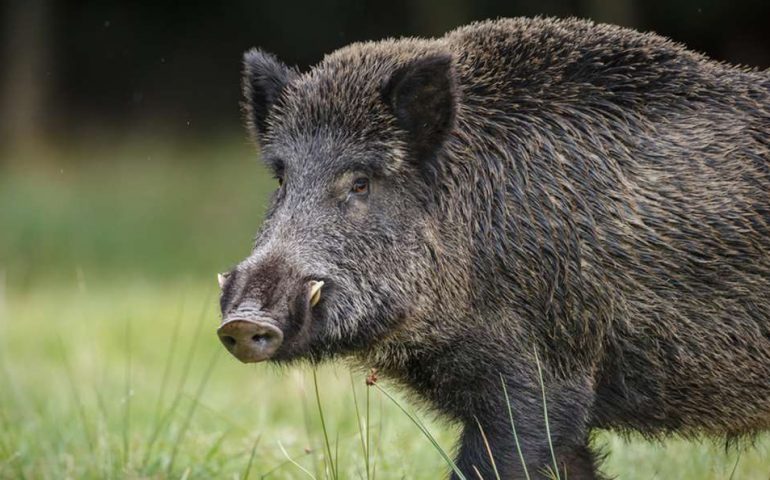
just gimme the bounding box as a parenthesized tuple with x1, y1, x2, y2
(0, 281, 460, 478)
(1, 139, 770, 478)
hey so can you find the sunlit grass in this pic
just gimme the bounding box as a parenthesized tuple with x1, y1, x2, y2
(0, 281, 460, 478)
(3, 281, 770, 479)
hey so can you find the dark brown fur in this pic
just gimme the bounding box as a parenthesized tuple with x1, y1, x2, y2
(221, 18, 770, 478)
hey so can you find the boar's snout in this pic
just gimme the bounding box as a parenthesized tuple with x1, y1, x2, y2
(217, 318, 283, 363)
(218, 276, 327, 363)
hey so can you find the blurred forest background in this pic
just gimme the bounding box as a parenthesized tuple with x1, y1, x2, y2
(2, 0, 770, 286)
(2, 2, 770, 478)
(2, 0, 770, 156)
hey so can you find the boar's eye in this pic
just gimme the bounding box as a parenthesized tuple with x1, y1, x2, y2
(351, 177, 369, 195)
(277, 176, 283, 187)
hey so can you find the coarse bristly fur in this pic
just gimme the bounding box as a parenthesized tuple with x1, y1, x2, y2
(218, 17, 770, 479)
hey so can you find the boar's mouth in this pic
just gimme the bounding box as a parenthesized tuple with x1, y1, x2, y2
(218, 280, 327, 363)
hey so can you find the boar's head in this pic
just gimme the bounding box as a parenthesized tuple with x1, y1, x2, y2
(218, 46, 463, 364)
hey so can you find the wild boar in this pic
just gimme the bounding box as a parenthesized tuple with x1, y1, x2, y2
(217, 17, 770, 479)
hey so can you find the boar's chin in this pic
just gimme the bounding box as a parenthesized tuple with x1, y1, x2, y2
(276, 312, 385, 363)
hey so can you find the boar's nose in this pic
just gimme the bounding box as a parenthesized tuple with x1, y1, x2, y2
(217, 319, 283, 363)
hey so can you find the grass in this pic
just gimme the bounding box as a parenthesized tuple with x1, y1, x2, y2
(501, 375, 530, 480)
(372, 382, 465, 479)
(312, 368, 339, 479)
(0, 281, 462, 479)
(2, 139, 770, 478)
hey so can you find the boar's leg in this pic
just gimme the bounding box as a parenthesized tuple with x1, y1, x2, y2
(452, 376, 601, 480)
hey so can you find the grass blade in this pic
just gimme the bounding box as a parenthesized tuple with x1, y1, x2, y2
(474, 417, 501, 480)
(334, 432, 340, 480)
(728, 449, 742, 480)
(57, 334, 95, 454)
(150, 298, 185, 433)
(0, 406, 26, 480)
(534, 349, 560, 480)
(278, 441, 317, 480)
(166, 348, 221, 475)
(349, 372, 370, 480)
(241, 435, 261, 480)
(472, 466, 483, 479)
(500, 374, 531, 480)
(141, 290, 212, 470)
(92, 381, 114, 479)
(312, 368, 337, 480)
(372, 383, 466, 480)
(122, 318, 132, 469)
(203, 430, 230, 464)
(366, 376, 372, 480)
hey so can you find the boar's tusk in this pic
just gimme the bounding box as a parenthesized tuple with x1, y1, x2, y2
(309, 280, 324, 307)
(218, 273, 227, 289)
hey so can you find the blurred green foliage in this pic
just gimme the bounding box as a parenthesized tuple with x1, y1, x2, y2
(0, 139, 271, 290)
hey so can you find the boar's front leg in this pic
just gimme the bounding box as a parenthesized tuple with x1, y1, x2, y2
(452, 376, 600, 480)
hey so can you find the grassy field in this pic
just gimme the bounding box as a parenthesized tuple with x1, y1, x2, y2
(1, 140, 769, 479)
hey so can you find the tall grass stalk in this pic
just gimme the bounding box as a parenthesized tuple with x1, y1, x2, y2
(0, 407, 20, 478)
(57, 335, 95, 454)
(241, 435, 261, 480)
(296, 371, 322, 479)
(141, 291, 212, 470)
(150, 299, 185, 433)
(534, 349, 561, 480)
(501, 374, 531, 480)
(122, 318, 132, 469)
(472, 466, 483, 479)
(367, 376, 373, 479)
(474, 417, 502, 480)
(92, 382, 114, 478)
(203, 430, 230, 464)
(373, 385, 383, 480)
(0, 353, 32, 480)
(166, 348, 221, 475)
(728, 450, 742, 480)
(278, 441, 318, 479)
(349, 373, 371, 480)
(260, 448, 317, 479)
(0, 409, 9, 457)
(334, 432, 340, 479)
(372, 383, 466, 480)
(312, 368, 338, 480)
(0, 352, 35, 429)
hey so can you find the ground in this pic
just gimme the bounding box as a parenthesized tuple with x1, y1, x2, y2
(0, 140, 768, 479)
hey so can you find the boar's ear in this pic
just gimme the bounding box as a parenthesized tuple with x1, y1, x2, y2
(381, 53, 457, 165)
(241, 48, 298, 142)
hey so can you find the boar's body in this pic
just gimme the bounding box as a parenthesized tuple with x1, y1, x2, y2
(221, 18, 770, 479)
